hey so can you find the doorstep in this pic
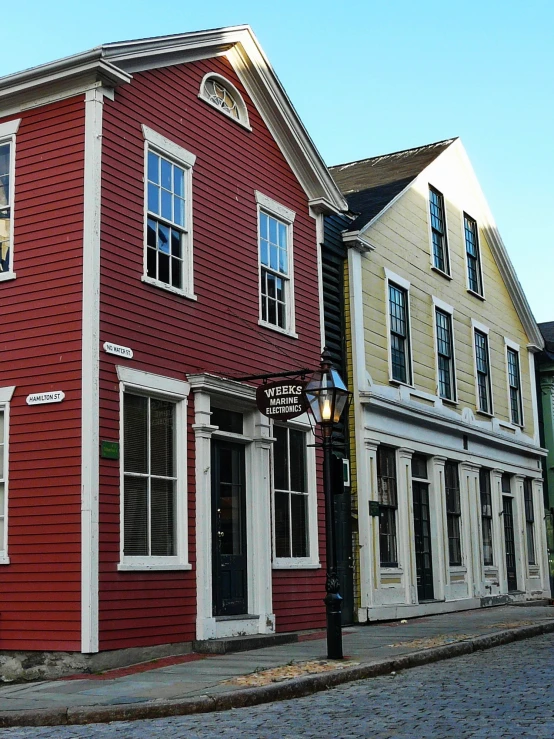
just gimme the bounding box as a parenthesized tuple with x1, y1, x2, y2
(192, 631, 298, 655)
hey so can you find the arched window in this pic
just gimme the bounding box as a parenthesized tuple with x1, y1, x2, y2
(199, 73, 250, 129)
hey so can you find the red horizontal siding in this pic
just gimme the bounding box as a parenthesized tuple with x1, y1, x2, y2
(0, 96, 85, 651)
(99, 55, 323, 649)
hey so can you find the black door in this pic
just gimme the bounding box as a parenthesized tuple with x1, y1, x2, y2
(212, 440, 247, 616)
(503, 496, 518, 592)
(412, 481, 434, 601)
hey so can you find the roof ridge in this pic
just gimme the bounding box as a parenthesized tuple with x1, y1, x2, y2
(330, 137, 457, 172)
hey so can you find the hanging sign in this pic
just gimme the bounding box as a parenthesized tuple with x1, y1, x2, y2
(103, 342, 133, 359)
(26, 390, 65, 406)
(256, 380, 308, 420)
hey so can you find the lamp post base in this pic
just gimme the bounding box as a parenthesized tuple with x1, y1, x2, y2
(324, 590, 343, 660)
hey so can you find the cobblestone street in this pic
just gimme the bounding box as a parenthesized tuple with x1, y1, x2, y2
(3, 633, 554, 738)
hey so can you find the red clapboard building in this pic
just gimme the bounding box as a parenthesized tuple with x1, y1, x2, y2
(0, 27, 347, 661)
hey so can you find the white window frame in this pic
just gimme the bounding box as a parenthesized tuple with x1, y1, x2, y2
(256, 190, 297, 338)
(198, 72, 252, 131)
(471, 319, 494, 416)
(384, 268, 413, 387)
(0, 119, 20, 283)
(117, 366, 191, 571)
(504, 337, 525, 428)
(432, 296, 457, 403)
(427, 185, 452, 279)
(462, 212, 485, 299)
(272, 414, 319, 569)
(0, 387, 14, 565)
(141, 125, 197, 300)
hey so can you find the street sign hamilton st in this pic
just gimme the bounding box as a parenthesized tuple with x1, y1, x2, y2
(256, 379, 309, 420)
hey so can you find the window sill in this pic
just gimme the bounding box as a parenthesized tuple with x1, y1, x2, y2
(0, 272, 16, 283)
(142, 275, 197, 301)
(258, 319, 298, 339)
(449, 565, 467, 573)
(476, 409, 494, 419)
(272, 559, 320, 570)
(0, 555, 10, 565)
(389, 378, 414, 389)
(440, 397, 459, 407)
(467, 288, 485, 301)
(118, 562, 192, 572)
(431, 266, 452, 281)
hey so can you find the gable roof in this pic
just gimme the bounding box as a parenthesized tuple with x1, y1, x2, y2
(539, 322, 554, 358)
(0, 26, 347, 214)
(329, 139, 455, 231)
(330, 137, 544, 350)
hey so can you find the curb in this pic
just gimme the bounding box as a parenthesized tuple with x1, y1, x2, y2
(1, 620, 554, 728)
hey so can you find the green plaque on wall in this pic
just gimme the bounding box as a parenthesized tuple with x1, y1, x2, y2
(101, 440, 119, 460)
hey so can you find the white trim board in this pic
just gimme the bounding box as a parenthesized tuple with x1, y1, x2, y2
(81, 88, 104, 654)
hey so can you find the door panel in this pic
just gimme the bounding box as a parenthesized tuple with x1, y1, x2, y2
(212, 441, 247, 616)
(412, 480, 434, 601)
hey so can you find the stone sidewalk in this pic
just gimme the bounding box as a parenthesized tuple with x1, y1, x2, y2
(0, 604, 553, 728)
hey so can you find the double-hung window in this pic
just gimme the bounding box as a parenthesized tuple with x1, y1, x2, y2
(506, 346, 523, 426)
(474, 328, 492, 414)
(429, 187, 449, 274)
(445, 461, 462, 566)
(118, 367, 190, 570)
(435, 307, 455, 401)
(388, 281, 411, 384)
(256, 191, 296, 335)
(377, 446, 398, 567)
(464, 214, 483, 296)
(142, 125, 196, 298)
(524, 479, 536, 565)
(273, 423, 317, 565)
(0, 119, 20, 280)
(479, 468, 493, 566)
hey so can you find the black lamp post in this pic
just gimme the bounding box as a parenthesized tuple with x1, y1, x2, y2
(305, 348, 351, 660)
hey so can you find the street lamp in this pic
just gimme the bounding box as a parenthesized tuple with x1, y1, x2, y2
(305, 348, 351, 660)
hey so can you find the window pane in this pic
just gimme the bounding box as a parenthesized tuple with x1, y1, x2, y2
(411, 454, 427, 480)
(174, 196, 185, 227)
(124, 476, 148, 555)
(158, 252, 170, 284)
(174, 166, 184, 197)
(261, 238, 268, 266)
(150, 399, 174, 477)
(273, 425, 288, 491)
(147, 182, 159, 215)
(377, 447, 397, 506)
(211, 407, 243, 434)
(275, 490, 290, 558)
(124, 395, 148, 473)
(148, 151, 159, 184)
(269, 216, 277, 246)
(150, 478, 175, 556)
(161, 158, 172, 190)
(379, 507, 397, 566)
(291, 493, 308, 557)
(161, 188, 172, 221)
(289, 429, 306, 493)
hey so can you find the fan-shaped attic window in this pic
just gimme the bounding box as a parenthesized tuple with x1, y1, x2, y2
(199, 73, 251, 130)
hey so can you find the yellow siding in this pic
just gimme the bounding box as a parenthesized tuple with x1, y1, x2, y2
(362, 143, 535, 436)
(344, 258, 361, 612)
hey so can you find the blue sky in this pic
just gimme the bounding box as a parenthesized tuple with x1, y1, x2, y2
(4, 0, 552, 322)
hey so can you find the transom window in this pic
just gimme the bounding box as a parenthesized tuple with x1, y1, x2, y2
(123, 393, 177, 558)
(204, 78, 240, 119)
(389, 283, 411, 384)
(464, 214, 483, 295)
(435, 308, 455, 401)
(273, 425, 309, 559)
(429, 187, 449, 274)
(199, 73, 250, 129)
(474, 329, 492, 414)
(507, 347, 523, 426)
